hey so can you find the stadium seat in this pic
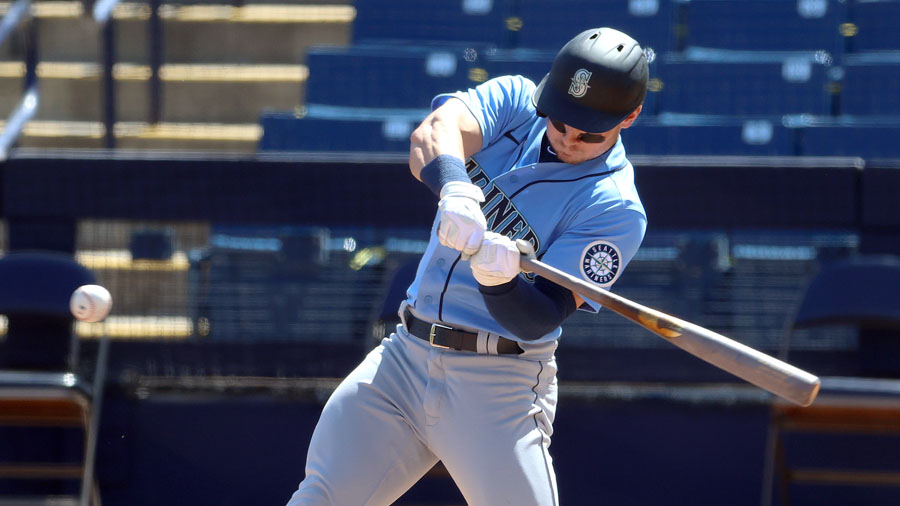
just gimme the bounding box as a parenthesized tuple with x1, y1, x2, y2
(259, 110, 424, 152)
(515, 0, 676, 53)
(844, 0, 900, 52)
(305, 45, 574, 109)
(792, 119, 900, 158)
(353, 0, 516, 47)
(839, 56, 900, 115)
(304, 45, 478, 109)
(474, 48, 555, 86)
(682, 0, 845, 53)
(761, 254, 900, 506)
(189, 227, 340, 341)
(0, 251, 105, 505)
(624, 115, 795, 156)
(656, 54, 835, 116)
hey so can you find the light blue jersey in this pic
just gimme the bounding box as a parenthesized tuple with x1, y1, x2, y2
(405, 75, 647, 344)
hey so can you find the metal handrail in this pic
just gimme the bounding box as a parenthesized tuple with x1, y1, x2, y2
(94, 0, 122, 149)
(0, 0, 38, 161)
(91, 0, 120, 25)
(0, 0, 29, 44)
(0, 84, 38, 160)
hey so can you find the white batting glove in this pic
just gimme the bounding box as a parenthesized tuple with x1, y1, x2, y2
(469, 232, 522, 286)
(437, 181, 487, 257)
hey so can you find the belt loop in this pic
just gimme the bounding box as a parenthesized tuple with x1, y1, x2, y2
(476, 331, 489, 354)
(486, 334, 499, 355)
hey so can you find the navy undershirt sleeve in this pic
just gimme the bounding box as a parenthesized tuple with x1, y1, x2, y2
(478, 276, 577, 341)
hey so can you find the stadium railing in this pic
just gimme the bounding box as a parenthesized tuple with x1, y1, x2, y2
(0, 0, 38, 160)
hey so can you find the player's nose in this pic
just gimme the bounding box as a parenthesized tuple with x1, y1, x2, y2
(561, 130, 581, 146)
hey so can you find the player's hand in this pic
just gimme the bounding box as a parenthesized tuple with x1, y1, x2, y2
(470, 232, 522, 286)
(437, 181, 486, 257)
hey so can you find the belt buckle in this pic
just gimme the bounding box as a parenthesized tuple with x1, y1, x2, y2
(429, 323, 452, 349)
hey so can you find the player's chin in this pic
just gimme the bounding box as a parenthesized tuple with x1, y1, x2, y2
(556, 151, 587, 164)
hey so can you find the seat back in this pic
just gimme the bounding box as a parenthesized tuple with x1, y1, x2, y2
(0, 251, 96, 371)
(762, 254, 900, 506)
(791, 255, 900, 331)
(787, 254, 900, 377)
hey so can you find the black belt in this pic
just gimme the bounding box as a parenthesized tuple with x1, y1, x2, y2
(403, 309, 522, 355)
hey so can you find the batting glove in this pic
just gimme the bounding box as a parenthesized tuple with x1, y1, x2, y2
(470, 232, 522, 286)
(438, 181, 487, 257)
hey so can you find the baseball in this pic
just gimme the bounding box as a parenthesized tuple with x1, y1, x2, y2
(70, 284, 113, 323)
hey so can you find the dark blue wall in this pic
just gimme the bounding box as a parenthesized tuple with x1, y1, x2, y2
(92, 387, 774, 506)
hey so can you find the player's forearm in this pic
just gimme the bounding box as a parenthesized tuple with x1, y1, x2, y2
(409, 116, 466, 181)
(410, 98, 482, 181)
(479, 276, 577, 341)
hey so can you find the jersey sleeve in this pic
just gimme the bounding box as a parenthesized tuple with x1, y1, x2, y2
(538, 206, 647, 313)
(431, 75, 537, 150)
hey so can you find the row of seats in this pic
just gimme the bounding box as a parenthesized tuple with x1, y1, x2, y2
(260, 110, 900, 158)
(353, 0, 900, 54)
(259, 1, 900, 157)
(302, 45, 900, 116)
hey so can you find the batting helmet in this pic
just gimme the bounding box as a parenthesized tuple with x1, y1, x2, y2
(532, 27, 649, 134)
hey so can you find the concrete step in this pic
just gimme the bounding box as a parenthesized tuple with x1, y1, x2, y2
(0, 2, 348, 152)
(5, 119, 261, 152)
(0, 62, 306, 122)
(0, 2, 353, 63)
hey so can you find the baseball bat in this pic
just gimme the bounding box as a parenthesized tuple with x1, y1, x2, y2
(515, 240, 820, 407)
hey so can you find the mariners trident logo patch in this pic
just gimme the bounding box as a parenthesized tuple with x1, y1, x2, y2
(580, 240, 621, 286)
(569, 69, 592, 98)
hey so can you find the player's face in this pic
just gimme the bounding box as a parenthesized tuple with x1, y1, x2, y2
(545, 119, 620, 163)
(544, 106, 642, 164)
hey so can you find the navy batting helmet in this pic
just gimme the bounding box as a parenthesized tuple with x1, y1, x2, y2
(532, 27, 649, 134)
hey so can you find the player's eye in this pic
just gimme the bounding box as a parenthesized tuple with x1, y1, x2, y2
(548, 119, 606, 144)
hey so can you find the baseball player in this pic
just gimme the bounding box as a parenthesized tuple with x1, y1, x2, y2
(287, 27, 649, 505)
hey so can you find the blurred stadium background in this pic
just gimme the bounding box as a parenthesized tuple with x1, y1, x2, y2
(0, 0, 899, 505)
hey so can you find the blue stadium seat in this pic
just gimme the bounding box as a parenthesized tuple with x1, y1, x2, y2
(259, 110, 424, 152)
(624, 115, 794, 155)
(794, 122, 900, 158)
(682, 0, 845, 53)
(353, 0, 516, 47)
(473, 48, 554, 86)
(845, 0, 900, 51)
(304, 46, 581, 111)
(840, 57, 900, 115)
(189, 227, 334, 341)
(515, 0, 676, 53)
(657, 54, 835, 115)
(305, 45, 478, 109)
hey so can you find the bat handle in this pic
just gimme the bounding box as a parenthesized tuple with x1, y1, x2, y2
(515, 239, 537, 272)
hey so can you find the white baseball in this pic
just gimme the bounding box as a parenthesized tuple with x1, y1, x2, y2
(70, 284, 113, 323)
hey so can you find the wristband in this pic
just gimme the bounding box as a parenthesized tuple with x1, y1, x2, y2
(419, 154, 470, 197)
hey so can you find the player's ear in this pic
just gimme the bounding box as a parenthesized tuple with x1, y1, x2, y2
(619, 104, 642, 130)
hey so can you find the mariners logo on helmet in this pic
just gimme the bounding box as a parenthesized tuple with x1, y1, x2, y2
(568, 69, 592, 98)
(581, 240, 621, 286)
